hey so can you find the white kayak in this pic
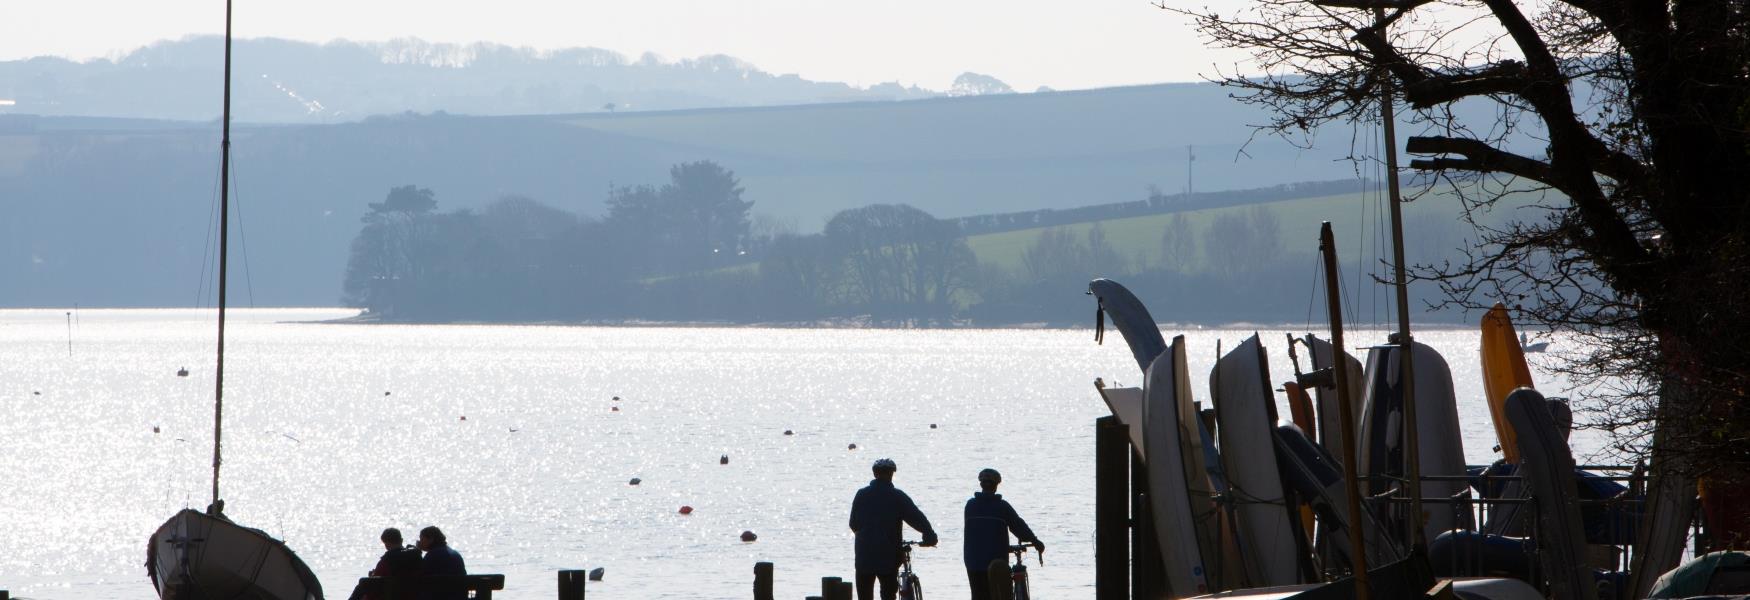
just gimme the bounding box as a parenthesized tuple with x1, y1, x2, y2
(1210, 334, 1302, 588)
(1145, 336, 1228, 596)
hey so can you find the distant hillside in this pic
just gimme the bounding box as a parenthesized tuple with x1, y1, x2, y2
(0, 80, 1540, 308)
(0, 37, 948, 123)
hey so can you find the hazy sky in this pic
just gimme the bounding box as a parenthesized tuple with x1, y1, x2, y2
(2, 0, 1249, 91)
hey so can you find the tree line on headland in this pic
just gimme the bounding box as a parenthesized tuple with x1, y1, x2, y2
(341, 161, 1453, 325)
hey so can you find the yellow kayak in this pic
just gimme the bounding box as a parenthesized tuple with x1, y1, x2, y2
(1479, 303, 1534, 463)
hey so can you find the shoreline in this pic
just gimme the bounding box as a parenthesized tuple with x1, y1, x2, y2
(0, 306, 1496, 331)
(307, 312, 1487, 331)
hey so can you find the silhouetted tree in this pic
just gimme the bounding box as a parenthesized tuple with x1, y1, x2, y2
(824, 204, 974, 319)
(1181, 0, 1750, 543)
(366, 185, 437, 217)
(1161, 212, 1197, 268)
(1087, 223, 1126, 276)
(1202, 206, 1284, 279)
(1022, 227, 1088, 283)
(343, 185, 443, 313)
(1021, 224, 1128, 285)
(606, 160, 753, 274)
(759, 233, 841, 317)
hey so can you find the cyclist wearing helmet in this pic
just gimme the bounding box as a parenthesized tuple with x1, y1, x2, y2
(963, 468, 1042, 599)
(850, 458, 938, 600)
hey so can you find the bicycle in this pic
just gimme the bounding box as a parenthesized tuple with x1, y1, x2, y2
(1007, 543, 1043, 600)
(898, 540, 926, 600)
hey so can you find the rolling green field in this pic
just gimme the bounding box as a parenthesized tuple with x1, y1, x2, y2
(965, 182, 1555, 275)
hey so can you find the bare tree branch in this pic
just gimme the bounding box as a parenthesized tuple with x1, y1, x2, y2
(1405, 135, 1554, 183)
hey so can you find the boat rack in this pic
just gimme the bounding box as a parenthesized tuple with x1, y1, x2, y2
(1356, 464, 1704, 596)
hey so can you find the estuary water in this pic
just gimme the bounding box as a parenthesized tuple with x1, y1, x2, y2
(0, 309, 1599, 599)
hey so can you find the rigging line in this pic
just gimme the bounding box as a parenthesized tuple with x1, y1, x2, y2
(1306, 250, 1320, 331)
(1220, 484, 1293, 507)
(1373, 127, 1390, 332)
(1363, 126, 1376, 332)
(1356, 146, 1372, 333)
(196, 155, 223, 309)
(1364, 122, 1378, 332)
(229, 156, 257, 308)
(1338, 249, 1359, 329)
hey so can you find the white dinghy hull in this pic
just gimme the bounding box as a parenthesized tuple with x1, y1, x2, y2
(148, 508, 324, 600)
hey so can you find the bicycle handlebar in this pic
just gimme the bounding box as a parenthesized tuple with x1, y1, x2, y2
(1008, 544, 1044, 566)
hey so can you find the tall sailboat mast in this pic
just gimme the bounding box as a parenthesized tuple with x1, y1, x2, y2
(1320, 222, 1371, 599)
(1373, 7, 1426, 552)
(211, 0, 233, 510)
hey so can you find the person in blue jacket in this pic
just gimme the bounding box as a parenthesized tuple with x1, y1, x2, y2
(963, 468, 1043, 600)
(416, 526, 466, 600)
(850, 458, 938, 600)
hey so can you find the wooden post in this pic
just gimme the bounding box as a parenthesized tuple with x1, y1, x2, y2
(822, 576, 841, 600)
(837, 580, 853, 600)
(558, 569, 586, 600)
(753, 562, 774, 600)
(1096, 416, 1130, 600)
(1131, 456, 1165, 598)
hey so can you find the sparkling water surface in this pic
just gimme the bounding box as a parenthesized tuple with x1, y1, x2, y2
(0, 309, 1598, 599)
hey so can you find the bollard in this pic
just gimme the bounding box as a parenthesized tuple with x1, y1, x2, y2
(753, 562, 773, 600)
(821, 576, 841, 600)
(558, 569, 586, 600)
(836, 580, 853, 600)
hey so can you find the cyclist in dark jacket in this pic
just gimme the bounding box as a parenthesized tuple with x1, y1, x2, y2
(850, 458, 938, 600)
(963, 469, 1043, 600)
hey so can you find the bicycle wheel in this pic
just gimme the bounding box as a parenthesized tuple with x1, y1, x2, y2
(1011, 575, 1029, 600)
(904, 573, 923, 600)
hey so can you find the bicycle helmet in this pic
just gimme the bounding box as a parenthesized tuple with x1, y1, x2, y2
(873, 458, 898, 473)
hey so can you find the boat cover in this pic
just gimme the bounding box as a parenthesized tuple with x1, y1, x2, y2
(148, 508, 324, 600)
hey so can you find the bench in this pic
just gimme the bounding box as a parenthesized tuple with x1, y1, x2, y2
(356, 574, 506, 600)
